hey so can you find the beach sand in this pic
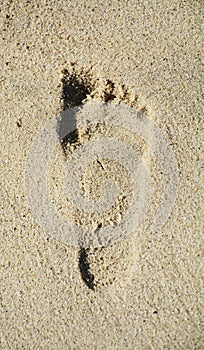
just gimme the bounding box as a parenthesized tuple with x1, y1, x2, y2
(0, 1, 202, 349)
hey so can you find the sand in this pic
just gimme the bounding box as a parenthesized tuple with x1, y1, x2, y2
(0, 1, 203, 349)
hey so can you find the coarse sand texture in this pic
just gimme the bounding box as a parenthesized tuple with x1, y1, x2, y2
(0, 1, 203, 349)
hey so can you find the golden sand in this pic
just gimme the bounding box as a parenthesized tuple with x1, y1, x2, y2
(0, 1, 202, 349)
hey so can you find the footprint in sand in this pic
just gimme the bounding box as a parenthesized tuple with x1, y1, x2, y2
(25, 65, 178, 290)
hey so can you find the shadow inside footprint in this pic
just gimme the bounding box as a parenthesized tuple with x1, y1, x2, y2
(58, 68, 92, 153)
(78, 248, 95, 290)
(62, 68, 91, 110)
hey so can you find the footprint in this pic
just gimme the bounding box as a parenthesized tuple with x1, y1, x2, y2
(58, 63, 141, 290)
(26, 63, 178, 291)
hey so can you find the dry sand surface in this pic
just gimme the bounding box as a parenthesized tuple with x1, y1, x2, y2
(0, 1, 203, 349)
